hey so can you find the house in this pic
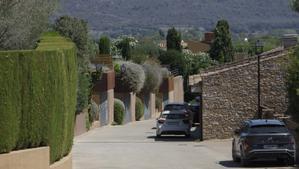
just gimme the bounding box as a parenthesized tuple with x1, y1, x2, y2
(184, 32, 214, 53)
(158, 32, 215, 53)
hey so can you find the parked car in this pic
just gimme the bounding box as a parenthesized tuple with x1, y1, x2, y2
(156, 110, 191, 138)
(232, 119, 296, 166)
(163, 102, 194, 123)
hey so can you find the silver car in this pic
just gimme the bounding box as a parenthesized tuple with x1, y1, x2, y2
(156, 110, 191, 138)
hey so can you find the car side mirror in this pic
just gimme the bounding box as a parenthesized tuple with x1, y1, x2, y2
(234, 129, 240, 135)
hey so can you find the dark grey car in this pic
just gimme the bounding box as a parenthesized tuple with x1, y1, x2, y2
(232, 119, 296, 166)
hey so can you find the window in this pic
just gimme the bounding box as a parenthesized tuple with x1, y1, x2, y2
(161, 114, 186, 119)
(164, 104, 186, 111)
(249, 125, 288, 133)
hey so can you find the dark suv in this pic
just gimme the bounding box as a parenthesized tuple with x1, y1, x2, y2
(232, 119, 296, 166)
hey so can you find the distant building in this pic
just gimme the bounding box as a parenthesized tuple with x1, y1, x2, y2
(158, 40, 167, 50)
(158, 32, 215, 53)
(184, 32, 214, 53)
(282, 34, 298, 49)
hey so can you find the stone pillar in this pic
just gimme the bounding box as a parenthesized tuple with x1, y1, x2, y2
(130, 92, 136, 122)
(108, 89, 114, 125)
(173, 76, 184, 102)
(168, 91, 174, 103)
(150, 93, 156, 118)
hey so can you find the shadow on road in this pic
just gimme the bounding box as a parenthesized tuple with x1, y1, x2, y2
(148, 126, 202, 142)
(219, 160, 292, 168)
(147, 135, 198, 142)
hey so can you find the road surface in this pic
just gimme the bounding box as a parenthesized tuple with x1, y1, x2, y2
(73, 120, 294, 169)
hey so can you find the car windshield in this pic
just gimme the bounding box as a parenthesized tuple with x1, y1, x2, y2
(161, 114, 185, 119)
(249, 125, 288, 133)
(164, 104, 186, 111)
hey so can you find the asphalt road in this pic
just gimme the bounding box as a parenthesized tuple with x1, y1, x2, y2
(73, 120, 295, 169)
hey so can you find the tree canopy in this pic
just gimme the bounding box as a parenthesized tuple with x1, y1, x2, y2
(116, 38, 132, 60)
(0, 0, 58, 50)
(292, 0, 299, 12)
(209, 20, 234, 63)
(54, 15, 97, 113)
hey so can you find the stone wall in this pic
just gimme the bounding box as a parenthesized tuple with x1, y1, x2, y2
(98, 89, 114, 126)
(74, 110, 87, 137)
(200, 52, 289, 139)
(150, 93, 156, 118)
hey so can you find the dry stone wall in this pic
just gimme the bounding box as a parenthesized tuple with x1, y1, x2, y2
(201, 53, 289, 139)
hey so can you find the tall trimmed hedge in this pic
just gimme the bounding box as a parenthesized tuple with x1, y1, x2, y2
(0, 33, 77, 163)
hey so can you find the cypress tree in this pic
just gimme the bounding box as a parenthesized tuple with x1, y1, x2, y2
(209, 20, 234, 63)
(166, 27, 182, 52)
(99, 36, 111, 54)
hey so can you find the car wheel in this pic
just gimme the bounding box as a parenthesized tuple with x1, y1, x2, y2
(232, 141, 240, 162)
(240, 150, 249, 167)
(288, 158, 295, 166)
(232, 148, 240, 162)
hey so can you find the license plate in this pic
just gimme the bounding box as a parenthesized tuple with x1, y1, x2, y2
(263, 145, 278, 149)
(167, 122, 179, 125)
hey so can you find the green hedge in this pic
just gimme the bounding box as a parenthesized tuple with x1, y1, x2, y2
(114, 99, 125, 125)
(0, 33, 77, 163)
(135, 97, 144, 121)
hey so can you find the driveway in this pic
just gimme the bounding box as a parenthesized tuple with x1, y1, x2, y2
(73, 120, 294, 169)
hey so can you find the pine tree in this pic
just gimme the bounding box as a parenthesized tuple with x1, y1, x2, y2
(209, 20, 234, 63)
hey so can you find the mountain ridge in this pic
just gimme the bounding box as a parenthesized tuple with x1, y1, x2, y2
(58, 0, 299, 37)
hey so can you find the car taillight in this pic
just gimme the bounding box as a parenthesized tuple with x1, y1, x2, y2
(158, 119, 165, 124)
(288, 136, 295, 144)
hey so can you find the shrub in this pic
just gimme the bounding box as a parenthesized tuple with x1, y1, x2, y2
(114, 63, 121, 74)
(89, 101, 99, 123)
(0, 34, 77, 164)
(114, 99, 125, 125)
(76, 73, 91, 113)
(131, 54, 148, 64)
(159, 50, 189, 76)
(135, 97, 144, 121)
(161, 68, 171, 78)
(116, 61, 145, 93)
(142, 63, 162, 93)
